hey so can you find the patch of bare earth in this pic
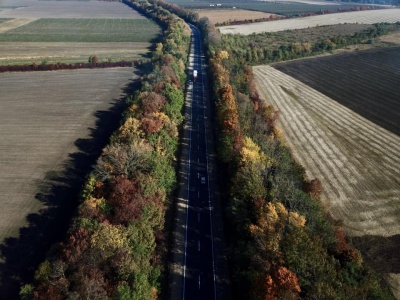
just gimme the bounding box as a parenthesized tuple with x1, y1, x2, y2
(0, 18, 37, 33)
(0, 41, 151, 65)
(380, 32, 400, 44)
(253, 65, 400, 298)
(195, 9, 277, 25)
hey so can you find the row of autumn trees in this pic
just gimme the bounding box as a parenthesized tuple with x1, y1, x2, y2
(0, 61, 136, 73)
(198, 17, 395, 300)
(220, 22, 400, 66)
(20, 0, 191, 299)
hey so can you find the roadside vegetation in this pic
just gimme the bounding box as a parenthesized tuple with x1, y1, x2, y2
(20, 0, 191, 299)
(196, 12, 395, 300)
(220, 22, 400, 66)
(17, 0, 397, 299)
(0, 60, 136, 73)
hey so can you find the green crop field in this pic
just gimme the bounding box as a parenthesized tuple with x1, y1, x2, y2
(0, 18, 161, 42)
(164, 0, 364, 15)
(0, 18, 11, 23)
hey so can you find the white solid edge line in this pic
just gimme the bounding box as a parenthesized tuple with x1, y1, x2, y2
(182, 26, 195, 300)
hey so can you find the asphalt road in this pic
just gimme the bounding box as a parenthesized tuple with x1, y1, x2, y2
(182, 25, 217, 299)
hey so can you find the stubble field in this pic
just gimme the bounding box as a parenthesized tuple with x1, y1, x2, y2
(0, 68, 138, 296)
(219, 8, 400, 34)
(253, 54, 400, 296)
(0, 68, 136, 244)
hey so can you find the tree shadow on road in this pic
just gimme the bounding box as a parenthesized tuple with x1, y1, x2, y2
(0, 78, 140, 298)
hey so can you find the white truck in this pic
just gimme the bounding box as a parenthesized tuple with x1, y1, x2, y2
(193, 70, 198, 81)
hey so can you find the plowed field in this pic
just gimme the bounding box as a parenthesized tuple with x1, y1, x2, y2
(274, 46, 400, 136)
(253, 65, 400, 297)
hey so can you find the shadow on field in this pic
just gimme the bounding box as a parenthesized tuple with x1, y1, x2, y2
(0, 77, 140, 298)
(351, 234, 400, 274)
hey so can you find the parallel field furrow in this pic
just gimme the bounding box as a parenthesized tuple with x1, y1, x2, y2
(263, 70, 376, 201)
(253, 65, 400, 239)
(259, 66, 400, 162)
(307, 58, 400, 107)
(257, 70, 353, 200)
(264, 67, 400, 182)
(296, 64, 400, 128)
(281, 64, 400, 153)
(274, 47, 400, 136)
(281, 75, 400, 174)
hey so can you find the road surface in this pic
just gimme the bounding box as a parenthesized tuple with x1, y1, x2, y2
(170, 25, 230, 299)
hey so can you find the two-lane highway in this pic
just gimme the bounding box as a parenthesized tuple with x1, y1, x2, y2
(182, 25, 217, 300)
(170, 23, 230, 300)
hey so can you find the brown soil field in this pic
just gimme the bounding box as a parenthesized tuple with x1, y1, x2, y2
(0, 41, 151, 65)
(195, 9, 276, 25)
(219, 8, 400, 34)
(274, 46, 400, 136)
(253, 65, 400, 297)
(0, 0, 146, 19)
(0, 68, 138, 297)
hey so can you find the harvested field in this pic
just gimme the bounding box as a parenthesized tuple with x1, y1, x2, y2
(0, 0, 146, 19)
(195, 9, 277, 25)
(0, 18, 161, 42)
(0, 41, 151, 65)
(253, 65, 400, 297)
(0, 68, 138, 296)
(0, 67, 136, 243)
(219, 8, 400, 34)
(274, 46, 400, 136)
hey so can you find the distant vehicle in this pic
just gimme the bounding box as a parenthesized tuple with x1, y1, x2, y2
(201, 176, 206, 184)
(193, 70, 198, 81)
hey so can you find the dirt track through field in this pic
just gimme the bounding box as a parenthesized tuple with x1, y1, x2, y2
(253, 65, 400, 297)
